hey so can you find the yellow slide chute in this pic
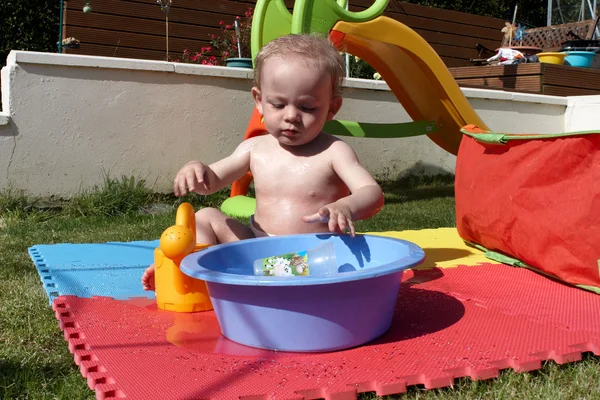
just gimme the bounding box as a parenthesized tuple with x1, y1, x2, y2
(331, 18, 488, 155)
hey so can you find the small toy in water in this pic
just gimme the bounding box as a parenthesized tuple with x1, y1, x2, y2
(253, 242, 337, 276)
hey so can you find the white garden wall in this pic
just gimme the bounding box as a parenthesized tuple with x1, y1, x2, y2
(1, 51, 598, 197)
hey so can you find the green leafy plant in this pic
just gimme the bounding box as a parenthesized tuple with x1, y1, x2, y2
(0, 0, 60, 70)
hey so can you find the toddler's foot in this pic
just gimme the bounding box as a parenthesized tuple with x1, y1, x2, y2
(141, 264, 155, 291)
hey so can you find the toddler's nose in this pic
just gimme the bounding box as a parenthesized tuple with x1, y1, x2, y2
(284, 107, 301, 122)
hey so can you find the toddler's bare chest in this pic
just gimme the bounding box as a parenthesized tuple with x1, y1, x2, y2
(251, 154, 341, 195)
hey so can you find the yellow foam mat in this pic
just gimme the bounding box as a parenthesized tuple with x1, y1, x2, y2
(366, 228, 498, 269)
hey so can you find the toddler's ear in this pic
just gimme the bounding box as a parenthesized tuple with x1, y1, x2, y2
(251, 87, 264, 115)
(327, 96, 343, 120)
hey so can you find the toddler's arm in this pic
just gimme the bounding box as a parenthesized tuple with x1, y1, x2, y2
(302, 140, 384, 236)
(173, 137, 257, 196)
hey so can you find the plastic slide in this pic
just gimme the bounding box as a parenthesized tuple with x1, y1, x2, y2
(329, 18, 488, 155)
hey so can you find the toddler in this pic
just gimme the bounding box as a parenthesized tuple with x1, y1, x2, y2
(142, 34, 384, 290)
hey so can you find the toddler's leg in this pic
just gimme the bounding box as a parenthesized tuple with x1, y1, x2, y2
(194, 207, 255, 245)
(142, 207, 254, 291)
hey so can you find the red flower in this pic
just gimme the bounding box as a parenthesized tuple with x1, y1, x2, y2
(178, 7, 253, 66)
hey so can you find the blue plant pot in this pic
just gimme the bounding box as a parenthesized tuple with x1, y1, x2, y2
(563, 51, 597, 68)
(225, 58, 253, 68)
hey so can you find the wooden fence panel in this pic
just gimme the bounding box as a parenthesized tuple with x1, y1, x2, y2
(63, 0, 505, 67)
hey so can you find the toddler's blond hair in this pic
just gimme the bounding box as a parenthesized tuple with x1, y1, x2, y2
(254, 34, 345, 97)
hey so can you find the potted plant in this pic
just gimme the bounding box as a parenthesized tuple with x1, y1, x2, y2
(173, 8, 253, 68)
(213, 8, 253, 68)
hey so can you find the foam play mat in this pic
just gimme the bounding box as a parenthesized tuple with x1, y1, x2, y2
(29, 240, 158, 303)
(29, 229, 600, 399)
(27, 228, 495, 303)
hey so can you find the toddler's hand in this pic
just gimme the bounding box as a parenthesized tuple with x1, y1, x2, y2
(174, 161, 210, 196)
(302, 204, 356, 237)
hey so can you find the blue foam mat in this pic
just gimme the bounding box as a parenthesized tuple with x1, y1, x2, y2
(28, 240, 158, 303)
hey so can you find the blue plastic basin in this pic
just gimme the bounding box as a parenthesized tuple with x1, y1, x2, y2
(180, 233, 425, 352)
(563, 51, 596, 68)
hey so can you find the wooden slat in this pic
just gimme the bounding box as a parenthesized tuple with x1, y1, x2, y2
(65, 26, 208, 54)
(69, 0, 258, 18)
(356, 7, 501, 41)
(67, 0, 249, 27)
(236, 0, 505, 31)
(451, 62, 600, 96)
(67, 10, 220, 42)
(543, 85, 600, 96)
(349, 0, 505, 30)
(66, 42, 171, 60)
(415, 29, 499, 53)
(235, 0, 505, 34)
(379, 0, 506, 30)
(449, 64, 542, 79)
(165, 0, 272, 13)
(441, 57, 472, 68)
(542, 64, 600, 91)
(427, 43, 485, 61)
(454, 76, 542, 93)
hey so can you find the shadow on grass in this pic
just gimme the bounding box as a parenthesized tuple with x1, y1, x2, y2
(383, 185, 455, 204)
(378, 173, 456, 204)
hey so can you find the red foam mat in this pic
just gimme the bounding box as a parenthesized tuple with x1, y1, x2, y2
(52, 264, 600, 399)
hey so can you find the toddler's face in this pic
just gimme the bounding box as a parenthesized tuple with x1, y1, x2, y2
(252, 56, 341, 147)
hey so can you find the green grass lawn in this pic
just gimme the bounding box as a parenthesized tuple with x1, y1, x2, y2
(1, 175, 598, 399)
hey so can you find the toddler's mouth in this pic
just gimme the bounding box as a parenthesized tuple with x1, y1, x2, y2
(282, 129, 299, 137)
